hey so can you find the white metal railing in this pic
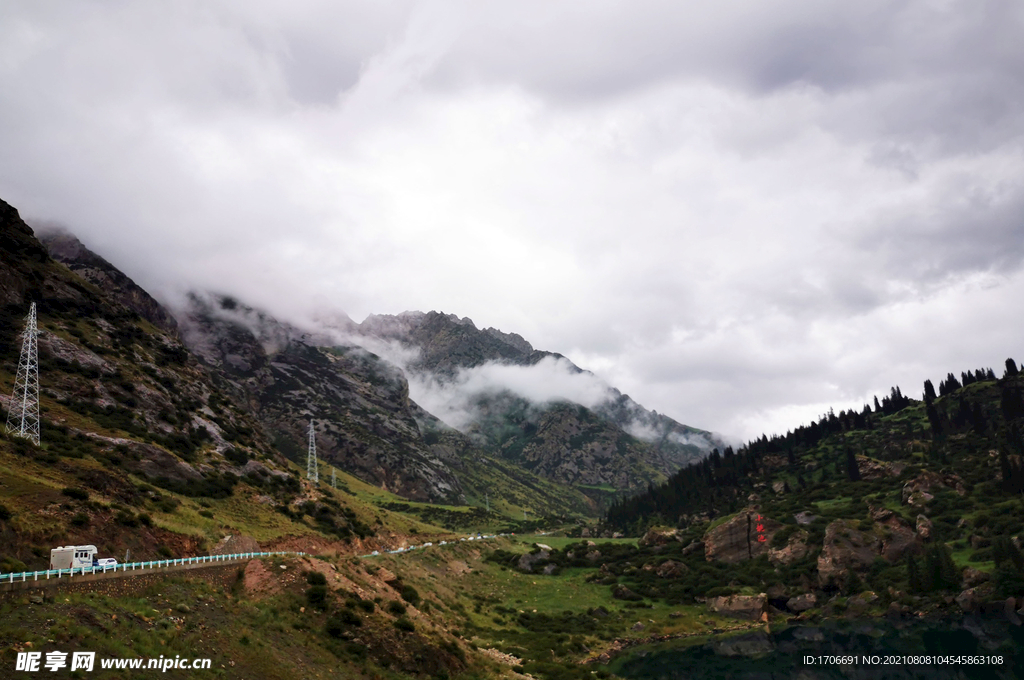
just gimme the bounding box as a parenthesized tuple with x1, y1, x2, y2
(0, 551, 306, 584)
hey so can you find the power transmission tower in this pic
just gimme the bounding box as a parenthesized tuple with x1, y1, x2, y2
(331, 467, 337, 489)
(5, 303, 40, 446)
(306, 419, 318, 483)
(485, 492, 489, 513)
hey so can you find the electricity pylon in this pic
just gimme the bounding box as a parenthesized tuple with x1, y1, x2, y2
(331, 467, 337, 489)
(5, 303, 40, 446)
(306, 419, 318, 483)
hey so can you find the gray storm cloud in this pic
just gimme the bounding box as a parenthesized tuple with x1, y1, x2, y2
(1, 1, 1023, 441)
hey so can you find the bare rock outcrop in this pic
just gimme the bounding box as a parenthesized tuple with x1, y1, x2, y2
(639, 526, 683, 547)
(877, 513, 921, 562)
(817, 520, 881, 588)
(212, 534, 261, 555)
(517, 549, 550, 573)
(916, 515, 933, 540)
(707, 594, 767, 620)
(786, 593, 817, 612)
(704, 511, 782, 564)
(902, 471, 966, 506)
(768, 529, 809, 566)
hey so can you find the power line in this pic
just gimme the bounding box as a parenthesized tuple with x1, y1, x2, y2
(306, 419, 318, 483)
(5, 303, 40, 446)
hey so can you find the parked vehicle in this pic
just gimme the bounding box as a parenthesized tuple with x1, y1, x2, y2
(49, 545, 98, 570)
(96, 558, 117, 568)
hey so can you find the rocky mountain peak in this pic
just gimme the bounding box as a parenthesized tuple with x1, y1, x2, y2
(36, 226, 178, 333)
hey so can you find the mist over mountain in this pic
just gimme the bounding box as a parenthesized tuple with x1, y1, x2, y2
(348, 311, 722, 470)
(31, 213, 719, 503)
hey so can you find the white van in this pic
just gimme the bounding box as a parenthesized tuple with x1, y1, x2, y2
(49, 545, 98, 570)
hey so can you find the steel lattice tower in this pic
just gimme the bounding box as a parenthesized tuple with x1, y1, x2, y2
(5, 303, 40, 446)
(306, 419, 318, 483)
(331, 467, 337, 489)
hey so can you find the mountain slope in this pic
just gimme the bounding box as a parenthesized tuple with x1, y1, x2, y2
(602, 363, 1024, 618)
(357, 310, 716, 492)
(176, 294, 465, 503)
(0, 196, 385, 568)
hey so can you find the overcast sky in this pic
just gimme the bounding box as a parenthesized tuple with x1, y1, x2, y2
(2, 1, 1023, 442)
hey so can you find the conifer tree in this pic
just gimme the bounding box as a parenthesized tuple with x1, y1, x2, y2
(846, 447, 861, 481)
(923, 379, 936, 403)
(1005, 358, 1019, 378)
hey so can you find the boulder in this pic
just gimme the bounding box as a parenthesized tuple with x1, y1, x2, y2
(517, 550, 549, 573)
(915, 515, 933, 540)
(704, 511, 782, 564)
(771, 481, 786, 494)
(878, 515, 920, 562)
(638, 526, 682, 548)
(612, 585, 643, 601)
(535, 543, 552, 551)
(786, 593, 817, 613)
(707, 594, 767, 620)
(655, 560, 686, 578)
(962, 567, 989, 588)
(817, 520, 881, 588)
(955, 588, 979, 613)
(869, 506, 894, 522)
(586, 550, 602, 561)
(902, 471, 966, 507)
(768, 529, 809, 566)
(794, 511, 817, 525)
(631, 621, 645, 631)
(856, 457, 905, 480)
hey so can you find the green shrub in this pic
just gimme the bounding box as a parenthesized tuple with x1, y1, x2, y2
(307, 585, 328, 607)
(400, 585, 420, 605)
(387, 600, 407, 616)
(0, 504, 10, 521)
(393, 617, 415, 632)
(62, 487, 89, 501)
(0, 556, 27, 573)
(306, 571, 327, 586)
(70, 513, 90, 527)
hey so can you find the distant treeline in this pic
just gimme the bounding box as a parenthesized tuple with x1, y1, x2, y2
(605, 358, 1024, 531)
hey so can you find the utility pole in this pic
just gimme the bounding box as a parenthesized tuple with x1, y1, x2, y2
(306, 419, 318, 483)
(5, 303, 40, 446)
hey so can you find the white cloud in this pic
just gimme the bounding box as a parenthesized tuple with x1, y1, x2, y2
(1, 1, 1023, 442)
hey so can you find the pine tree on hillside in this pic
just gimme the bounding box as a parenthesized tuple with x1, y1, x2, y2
(846, 447, 861, 481)
(1005, 358, 1019, 378)
(923, 379, 937, 403)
